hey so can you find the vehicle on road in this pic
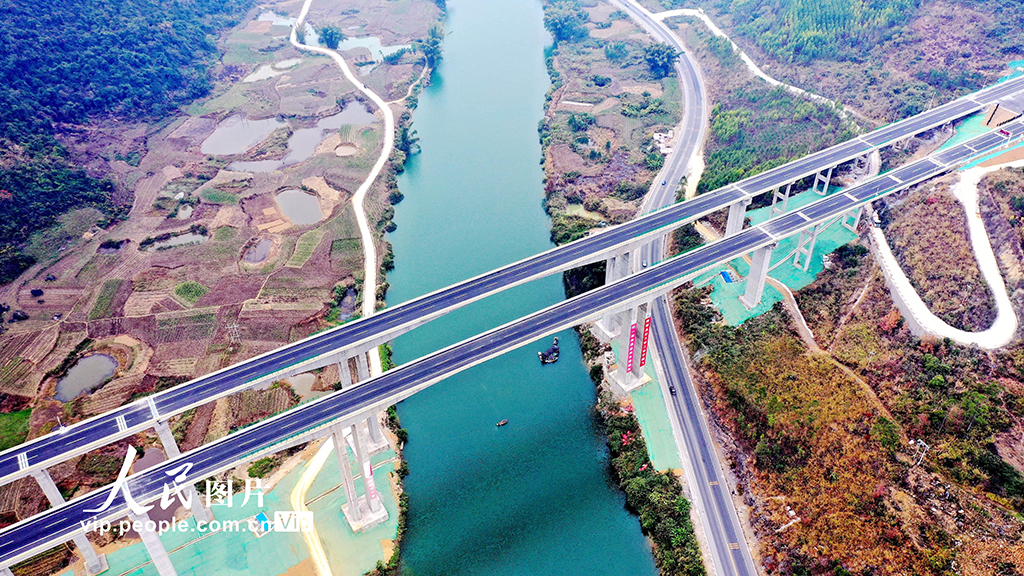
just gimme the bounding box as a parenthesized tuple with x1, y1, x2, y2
(669, 386, 677, 396)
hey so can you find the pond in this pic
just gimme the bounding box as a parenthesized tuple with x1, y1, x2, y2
(243, 58, 302, 83)
(145, 233, 209, 252)
(200, 115, 286, 156)
(275, 190, 323, 225)
(229, 105, 378, 172)
(244, 238, 274, 263)
(55, 354, 117, 402)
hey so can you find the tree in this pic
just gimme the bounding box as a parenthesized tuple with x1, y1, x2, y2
(317, 25, 344, 49)
(543, 0, 589, 43)
(643, 43, 680, 78)
(415, 25, 444, 68)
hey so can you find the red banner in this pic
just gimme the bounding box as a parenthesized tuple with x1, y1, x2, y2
(626, 323, 638, 372)
(639, 317, 651, 368)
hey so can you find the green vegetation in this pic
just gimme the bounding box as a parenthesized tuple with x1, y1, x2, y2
(200, 188, 240, 205)
(543, 0, 589, 43)
(89, 280, 122, 320)
(0, 409, 31, 452)
(247, 457, 278, 479)
(174, 281, 209, 305)
(697, 82, 852, 194)
(601, 401, 705, 575)
(77, 453, 124, 482)
(643, 43, 680, 78)
(0, 164, 118, 283)
(0, 0, 249, 284)
(287, 229, 326, 268)
(703, 0, 919, 63)
(317, 25, 344, 49)
(415, 25, 445, 68)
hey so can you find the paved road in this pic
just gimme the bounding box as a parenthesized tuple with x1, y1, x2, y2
(3, 72, 1021, 493)
(2, 118, 1020, 569)
(652, 298, 758, 575)
(614, 1, 758, 572)
(610, 0, 707, 215)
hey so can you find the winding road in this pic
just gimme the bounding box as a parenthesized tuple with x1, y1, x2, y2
(290, 0, 395, 376)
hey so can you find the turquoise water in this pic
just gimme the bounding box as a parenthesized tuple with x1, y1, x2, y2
(386, 1, 658, 575)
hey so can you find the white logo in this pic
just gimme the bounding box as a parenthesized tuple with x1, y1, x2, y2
(274, 511, 314, 532)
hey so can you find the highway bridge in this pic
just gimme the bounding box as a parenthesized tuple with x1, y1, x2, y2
(2, 107, 1022, 574)
(3, 74, 1022, 503)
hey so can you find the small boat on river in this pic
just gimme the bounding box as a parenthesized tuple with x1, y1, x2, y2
(496, 419, 509, 427)
(538, 337, 559, 364)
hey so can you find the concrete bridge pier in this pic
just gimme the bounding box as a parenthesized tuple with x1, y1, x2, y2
(811, 166, 835, 195)
(769, 182, 795, 218)
(127, 508, 177, 576)
(725, 198, 753, 237)
(842, 206, 863, 232)
(740, 243, 777, 309)
(597, 243, 642, 339)
(338, 356, 354, 389)
(610, 301, 653, 395)
(153, 420, 211, 524)
(30, 470, 108, 576)
(2, 565, 13, 576)
(793, 225, 821, 271)
(332, 423, 363, 524)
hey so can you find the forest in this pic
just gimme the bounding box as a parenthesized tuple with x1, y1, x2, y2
(0, 0, 250, 283)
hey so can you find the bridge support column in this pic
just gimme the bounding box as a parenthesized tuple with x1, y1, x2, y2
(338, 357, 354, 389)
(793, 225, 820, 271)
(153, 420, 211, 524)
(725, 198, 753, 237)
(332, 424, 363, 524)
(355, 351, 370, 382)
(335, 416, 391, 528)
(740, 243, 777, 309)
(597, 245, 640, 339)
(842, 206, 863, 232)
(2, 566, 13, 576)
(811, 166, 834, 195)
(610, 302, 652, 395)
(128, 509, 178, 576)
(31, 469, 108, 576)
(366, 413, 384, 445)
(353, 423, 383, 514)
(769, 183, 794, 218)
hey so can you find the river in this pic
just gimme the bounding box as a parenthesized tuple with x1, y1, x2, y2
(386, 0, 659, 575)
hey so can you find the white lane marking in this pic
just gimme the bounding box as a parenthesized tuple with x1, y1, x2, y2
(148, 398, 159, 420)
(797, 212, 812, 221)
(116, 415, 128, 433)
(17, 453, 28, 470)
(844, 193, 858, 202)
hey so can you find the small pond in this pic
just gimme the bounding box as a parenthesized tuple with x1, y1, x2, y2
(55, 354, 117, 402)
(244, 238, 274, 263)
(146, 233, 209, 252)
(229, 105, 377, 173)
(243, 58, 302, 83)
(201, 115, 286, 156)
(275, 190, 323, 225)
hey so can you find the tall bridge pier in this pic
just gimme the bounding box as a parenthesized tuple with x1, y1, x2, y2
(30, 470, 108, 576)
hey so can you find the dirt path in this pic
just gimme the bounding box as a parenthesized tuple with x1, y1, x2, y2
(290, 1, 394, 376)
(652, 8, 873, 126)
(290, 437, 336, 576)
(870, 158, 1022, 349)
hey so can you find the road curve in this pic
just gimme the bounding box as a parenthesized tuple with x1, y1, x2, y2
(290, 0, 392, 375)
